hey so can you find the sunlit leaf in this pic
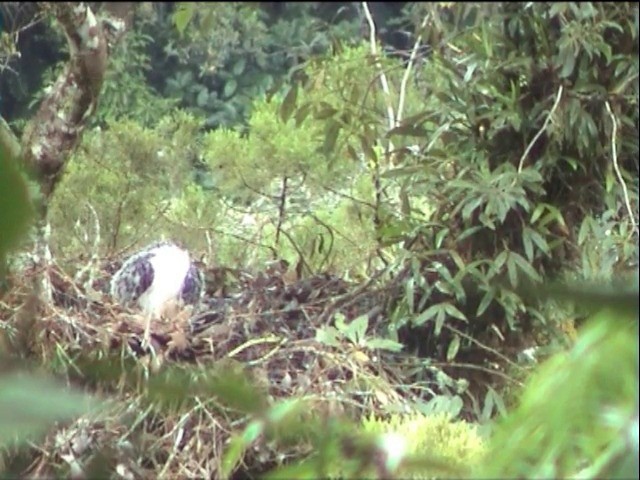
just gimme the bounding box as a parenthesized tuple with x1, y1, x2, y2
(173, 2, 195, 36)
(365, 338, 404, 352)
(446, 335, 461, 361)
(315, 326, 340, 347)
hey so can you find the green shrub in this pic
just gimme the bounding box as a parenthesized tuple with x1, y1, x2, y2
(340, 412, 486, 479)
(48, 111, 202, 259)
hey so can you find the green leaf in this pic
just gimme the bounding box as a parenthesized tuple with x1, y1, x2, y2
(414, 303, 444, 326)
(558, 46, 577, 79)
(0, 373, 96, 447)
(365, 338, 404, 352)
(196, 88, 209, 108)
(315, 326, 340, 347)
(0, 149, 34, 260)
(443, 303, 467, 322)
(223, 79, 238, 99)
(462, 196, 485, 221)
(360, 135, 377, 163)
(477, 289, 495, 316)
(279, 83, 298, 123)
(222, 419, 264, 477)
(294, 102, 312, 127)
(506, 253, 519, 287)
(313, 104, 338, 120)
(522, 227, 534, 262)
(345, 315, 369, 345)
(446, 335, 461, 361)
(434, 308, 447, 335)
(232, 58, 247, 76)
(511, 252, 542, 283)
(491, 250, 509, 278)
(406, 276, 415, 313)
(323, 121, 341, 156)
(435, 228, 449, 249)
(173, 2, 195, 36)
(529, 228, 550, 256)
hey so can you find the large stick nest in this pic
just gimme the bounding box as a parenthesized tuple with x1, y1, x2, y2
(2, 257, 429, 479)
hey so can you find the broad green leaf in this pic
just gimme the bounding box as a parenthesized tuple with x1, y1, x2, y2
(491, 250, 509, 277)
(173, 2, 195, 36)
(196, 88, 209, 108)
(558, 45, 577, 79)
(315, 326, 340, 347)
(232, 58, 246, 76)
(223, 79, 238, 98)
(345, 315, 369, 345)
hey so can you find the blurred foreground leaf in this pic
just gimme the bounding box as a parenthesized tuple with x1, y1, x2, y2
(511, 274, 639, 318)
(75, 354, 269, 414)
(480, 297, 638, 478)
(0, 147, 33, 261)
(0, 373, 96, 448)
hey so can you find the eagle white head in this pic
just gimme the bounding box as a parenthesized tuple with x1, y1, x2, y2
(110, 241, 204, 318)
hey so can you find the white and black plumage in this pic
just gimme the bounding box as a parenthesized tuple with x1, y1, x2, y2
(110, 240, 205, 319)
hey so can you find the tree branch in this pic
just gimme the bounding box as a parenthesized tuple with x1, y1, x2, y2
(361, 2, 396, 135)
(396, 13, 430, 124)
(21, 2, 126, 202)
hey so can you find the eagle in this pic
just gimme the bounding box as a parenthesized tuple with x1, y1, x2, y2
(110, 241, 205, 340)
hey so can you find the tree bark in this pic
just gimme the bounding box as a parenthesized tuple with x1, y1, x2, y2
(21, 2, 126, 202)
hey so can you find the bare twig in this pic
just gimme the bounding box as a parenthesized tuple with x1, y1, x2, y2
(605, 101, 638, 236)
(361, 2, 396, 135)
(274, 176, 288, 250)
(74, 202, 102, 293)
(396, 13, 430, 124)
(517, 85, 564, 174)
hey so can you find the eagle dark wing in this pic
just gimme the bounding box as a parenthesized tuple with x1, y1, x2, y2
(111, 251, 155, 305)
(180, 263, 204, 305)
